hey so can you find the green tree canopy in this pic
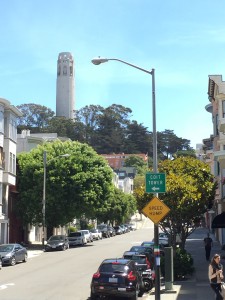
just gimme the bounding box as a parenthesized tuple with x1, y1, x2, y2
(158, 156, 216, 249)
(17, 103, 55, 131)
(17, 140, 114, 229)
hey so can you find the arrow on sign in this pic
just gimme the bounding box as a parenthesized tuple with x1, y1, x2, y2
(152, 187, 160, 191)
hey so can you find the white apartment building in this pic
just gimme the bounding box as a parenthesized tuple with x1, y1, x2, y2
(0, 98, 22, 244)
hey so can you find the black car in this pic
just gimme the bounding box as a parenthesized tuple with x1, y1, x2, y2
(45, 235, 69, 251)
(90, 258, 145, 299)
(97, 224, 111, 238)
(129, 245, 154, 266)
(123, 251, 151, 271)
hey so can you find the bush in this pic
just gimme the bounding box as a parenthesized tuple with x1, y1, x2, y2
(161, 248, 195, 280)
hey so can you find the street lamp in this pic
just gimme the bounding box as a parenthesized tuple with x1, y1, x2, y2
(42, 151, 70, 249)
(92, 57, 160, 299)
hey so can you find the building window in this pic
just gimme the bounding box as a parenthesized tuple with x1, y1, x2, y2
(223, 101, 225, 118)
(70, 66, 73, 76)
(9, 152, 16, 174)
(57, 65, 61, 76)
(0, 111, 3, 133)
(63, 66, 67, 75)
(9, 118, 17, 141)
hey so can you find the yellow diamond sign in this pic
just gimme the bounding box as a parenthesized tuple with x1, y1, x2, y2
(142, 197, 170, 224)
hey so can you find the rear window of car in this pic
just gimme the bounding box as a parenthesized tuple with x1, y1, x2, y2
(69, 232, 81, 237)
(100, 263, 129, 273)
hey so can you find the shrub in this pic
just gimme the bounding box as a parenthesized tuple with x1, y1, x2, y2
(161, 248, 195, 280)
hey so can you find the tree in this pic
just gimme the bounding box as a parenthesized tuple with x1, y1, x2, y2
(124, 121, 151, 154)
(157, 129, 193, 160)
(94, 104, 132, 153)
(123, 155, 148, 175)
(98, 187, 137, 224)
(133, 175, 153, 214)
(17, 103, 55, 130)
(158, 156, 216, 249)
(17, 140, 114, 231)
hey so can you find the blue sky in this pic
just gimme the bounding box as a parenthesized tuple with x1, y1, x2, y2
(1, 0, 225, 148)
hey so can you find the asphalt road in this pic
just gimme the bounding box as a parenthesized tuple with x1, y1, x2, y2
(0, 218, 154, 300)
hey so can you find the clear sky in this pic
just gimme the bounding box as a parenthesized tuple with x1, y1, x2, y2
(0, 0, 225, 148)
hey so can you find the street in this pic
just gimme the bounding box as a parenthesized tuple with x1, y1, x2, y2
(0, 217, 154, 300)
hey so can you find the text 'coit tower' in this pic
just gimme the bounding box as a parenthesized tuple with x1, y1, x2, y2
(56, 52, 75, 119)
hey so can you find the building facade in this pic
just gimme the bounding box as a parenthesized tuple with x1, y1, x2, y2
(0, 98, 22, 244)
(204, 75, 225, 245)
(56, 52, 75, 119)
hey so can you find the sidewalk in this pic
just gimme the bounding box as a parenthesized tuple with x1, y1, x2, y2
(147, 227, 223, 300)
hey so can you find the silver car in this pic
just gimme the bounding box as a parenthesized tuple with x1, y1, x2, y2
(68, 232, 86, 246)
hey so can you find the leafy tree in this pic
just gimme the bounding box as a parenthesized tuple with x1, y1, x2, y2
(75, 104, 104, 144)
(124, 121, 151, 154)
(157, 129, 193, 160)
(17, 103, 55, 131)
(17, 140, 114, 232)
(158, 156, 216, 249)
(98, 187, 137, 224)
(94, 104, 132, 153)
(133, 175, 153, 214)
(123, 155, 148, 175)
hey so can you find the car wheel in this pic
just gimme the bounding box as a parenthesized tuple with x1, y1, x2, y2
(0, 260, 2, 270)
(10, 257, 16, 266)
(62, 244, 66, 251)
(23, 254, 28, 262)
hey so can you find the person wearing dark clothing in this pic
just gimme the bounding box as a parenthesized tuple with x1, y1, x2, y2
(204, 233, 213, 261)
(208, 254, 224, 300)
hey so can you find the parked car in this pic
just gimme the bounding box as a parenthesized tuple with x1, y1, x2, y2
(130, 245, 154, 266)
(152, 232, 169, 246)
(45, 235, 69, 251)
(90, 258, 145, 299)
(78, 230, 93, 243)
(120, 224, 129, 233)
(68, 232, 86, 246)
(97, 224, 111, 238)
(113, 225, 123, 235)
(141, 241, 165, 256)
(128, 223, 136, 231)
(123, 251, 152, 271)
(0, 243, 28, 266)
(108, 226, 116, 237)
(90, 229, 102, 240)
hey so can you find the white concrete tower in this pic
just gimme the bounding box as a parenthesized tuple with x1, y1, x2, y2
(56, 52, 75, 119)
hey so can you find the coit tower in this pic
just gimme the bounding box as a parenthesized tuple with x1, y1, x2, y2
(56, 52, 75, 119)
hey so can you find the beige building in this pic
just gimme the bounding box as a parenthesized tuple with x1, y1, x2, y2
(204, 75, 225, 245)
(0, 98, 22, 243)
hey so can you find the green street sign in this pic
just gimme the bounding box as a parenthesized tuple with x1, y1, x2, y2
(145, 173, 166, 193)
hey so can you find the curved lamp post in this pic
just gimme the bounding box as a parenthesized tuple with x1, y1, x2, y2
(42, 151, 70, 249)
(91, 57, 160, 299)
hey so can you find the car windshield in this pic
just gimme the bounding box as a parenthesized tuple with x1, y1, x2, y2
(90, 229, 97, 233)
(69, 232, 81, 237)
(132, 256, 146, 264)
(0, 245, 14, 252)
(49, 236, 64, 241)
(97, 225, 106, 229)
(100, 263, 128, 273)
